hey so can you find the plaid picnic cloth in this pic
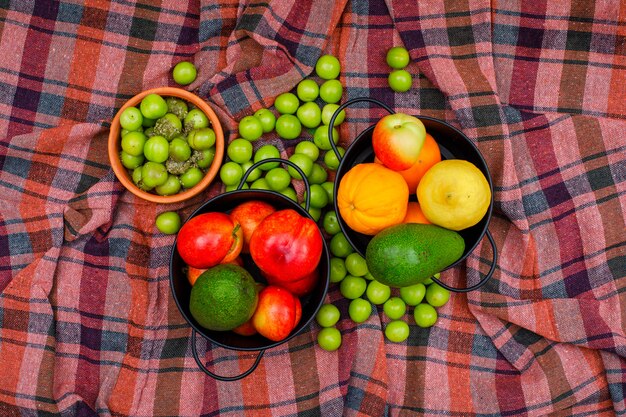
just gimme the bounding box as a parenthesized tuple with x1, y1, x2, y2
(1, 0, 625, 416)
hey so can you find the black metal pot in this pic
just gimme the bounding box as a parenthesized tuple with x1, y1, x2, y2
(169, 158, 330, 381)
(328, 98, 497, 293)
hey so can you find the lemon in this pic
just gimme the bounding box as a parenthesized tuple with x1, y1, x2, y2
(416, 160, 491, 231)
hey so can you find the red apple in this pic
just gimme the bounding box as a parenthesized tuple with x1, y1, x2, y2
(187, 266, 207, 286)
(265, 269, 319, 297)
(230, 200, 275, 253)
(185, 257, 244, 286)
(226, 256, 245, 267)
(294, 298, 302, 329)
(249, 209, 323, 282)
(176, 212, 243, 269)
(252, 286, 300, 341)
(372, 113, 426, 171)
(232, 319, 257, 336)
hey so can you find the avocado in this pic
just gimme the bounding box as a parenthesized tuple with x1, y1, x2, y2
(365, 223, 465, 287)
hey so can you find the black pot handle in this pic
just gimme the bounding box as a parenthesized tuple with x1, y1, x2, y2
(431, 229, 498, 293)
(191, 329, 265, 382)
(236, 157, 312, 211)
(328, 97, 395, 160)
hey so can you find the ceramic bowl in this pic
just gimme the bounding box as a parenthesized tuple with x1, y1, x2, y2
(108, 87, 224, 204)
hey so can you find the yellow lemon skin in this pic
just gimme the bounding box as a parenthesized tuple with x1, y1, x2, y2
(416, 160, 491, 231)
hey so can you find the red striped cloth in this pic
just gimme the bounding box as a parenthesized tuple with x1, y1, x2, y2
(0, 1, 625, 416)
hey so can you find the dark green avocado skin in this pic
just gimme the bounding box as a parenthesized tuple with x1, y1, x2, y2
(365, 223, 465, 287)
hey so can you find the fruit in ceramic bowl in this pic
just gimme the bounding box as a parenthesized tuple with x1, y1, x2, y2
(108, 87, 224, 204)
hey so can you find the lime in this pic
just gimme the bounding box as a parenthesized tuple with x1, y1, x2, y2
(189, 264, 258, 331)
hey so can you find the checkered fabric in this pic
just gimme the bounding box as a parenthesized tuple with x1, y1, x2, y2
(1, 1, 625, 416)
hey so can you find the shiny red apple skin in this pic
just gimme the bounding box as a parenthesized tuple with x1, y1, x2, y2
(230, 200, 275, 253)
(249, 209, 323, 282)
(372, 113, 426, 171)
(176, 212, 242, 269)
(252, 286, 301, 341)
(265, 269, 319, 297)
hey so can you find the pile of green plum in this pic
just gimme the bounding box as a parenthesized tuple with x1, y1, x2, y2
(385, 46, 413, 93)
(221, 139, 337, 221)
(219, 54, 346, 221)
(118, 93, 217, 196)
(315, 224, 452, 351)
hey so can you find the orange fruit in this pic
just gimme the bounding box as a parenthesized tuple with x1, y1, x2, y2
(375, 133, 441, 194)
(337, 163, 409, 235)
(402, 202, 431, 224)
